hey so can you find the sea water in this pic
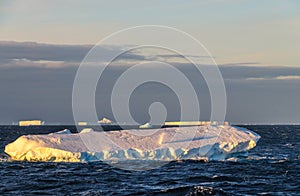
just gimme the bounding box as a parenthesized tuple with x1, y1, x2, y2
(0, 125, 299, 195)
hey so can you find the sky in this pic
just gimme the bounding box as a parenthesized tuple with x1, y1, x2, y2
(0, 0, 300, 124)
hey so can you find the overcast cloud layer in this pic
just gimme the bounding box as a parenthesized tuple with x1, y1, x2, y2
(1, 41, 300, 124)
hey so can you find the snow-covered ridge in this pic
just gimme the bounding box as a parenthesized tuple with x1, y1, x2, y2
(4, 126, 260, 162)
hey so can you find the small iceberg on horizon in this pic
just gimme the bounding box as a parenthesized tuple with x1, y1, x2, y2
(49, 129, 71, 135)
(4, 125, 260, 163)
(98, 117, 114, 125)
(139, 122, 153, 129)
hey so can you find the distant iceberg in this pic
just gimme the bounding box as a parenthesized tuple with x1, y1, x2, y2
(4, 125, 260, 162)
(139, 122, 153, 129)
(98, 117, 114, 124)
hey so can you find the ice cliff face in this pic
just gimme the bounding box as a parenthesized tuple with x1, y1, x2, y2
(5, 126, 260, 162)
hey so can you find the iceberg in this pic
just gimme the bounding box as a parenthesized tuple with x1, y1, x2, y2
(4, 126, 260, 163)
(139, 122, 153, 129)
(98, 117, 114, 124)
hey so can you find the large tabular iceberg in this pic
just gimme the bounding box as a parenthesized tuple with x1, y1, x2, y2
(5, 126, 260, 162)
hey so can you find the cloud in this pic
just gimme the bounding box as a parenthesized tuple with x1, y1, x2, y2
(0, 41, 147, 68)
(276, 75, 300, 80)
(0, 59, 75, 69)
(1, 49, 300, 124)
(0, 41, 220, 69)
(0, 41, 91, 62)
(218, 64, 300, 80)
(2, 41, 300, 82)
(247, 75, 300, 81)
(245, 77, 266, 81)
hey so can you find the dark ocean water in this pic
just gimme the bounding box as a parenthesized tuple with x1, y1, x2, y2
(0, 125, 299, 195)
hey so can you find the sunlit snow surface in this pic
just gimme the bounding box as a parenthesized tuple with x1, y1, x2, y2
(5, 126, 260, 163)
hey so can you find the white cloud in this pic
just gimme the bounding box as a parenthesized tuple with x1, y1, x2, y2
(246, 77, 266, 81)
(246, 75, 300, 81)
(276, 75, 300, 80)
